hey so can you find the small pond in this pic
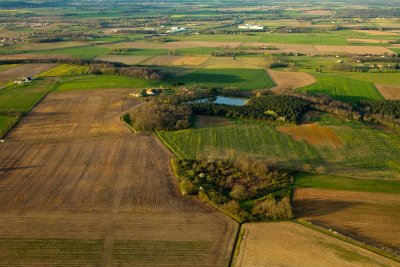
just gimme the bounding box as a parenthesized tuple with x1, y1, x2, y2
(194, 96, 248, 106)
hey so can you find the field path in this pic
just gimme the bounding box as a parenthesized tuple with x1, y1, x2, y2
(0, 89, 238, 266)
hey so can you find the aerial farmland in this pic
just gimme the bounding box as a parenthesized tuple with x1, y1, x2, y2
(0, 0, 399, 266)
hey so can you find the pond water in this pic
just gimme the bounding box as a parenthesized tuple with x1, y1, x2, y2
(194, 96, 248, 106)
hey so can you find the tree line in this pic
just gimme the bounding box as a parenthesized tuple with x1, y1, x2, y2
(189, 94, 310, 123)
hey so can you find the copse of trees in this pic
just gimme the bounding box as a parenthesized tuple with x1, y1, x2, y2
(129, 100, 192, 131)
(173, 158, 294, 222)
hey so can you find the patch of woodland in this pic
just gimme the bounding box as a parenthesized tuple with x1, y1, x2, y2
(173, 158, 294, 222)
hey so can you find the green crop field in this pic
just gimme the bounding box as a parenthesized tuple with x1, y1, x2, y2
(0, 78, 56, 112)
(259, 33, 348, 45)
(338, 72, 400, 86)
(390, 48, 400, 56)
(170, 68, 274, 90)
(0, 115, 18, 137)
(35, 46, 110, 59)
(0, 238, 103, 265)
(39, 64, 89, 76)
(295, 173, 400, 194)
(157, 118, 400, 179)
(298, 75, 384, 102)
(55, 75, 161, 92)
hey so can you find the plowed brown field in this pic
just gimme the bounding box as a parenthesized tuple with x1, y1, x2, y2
(375, 84, 400, 100)
(0, 63, 58, 85)
(294, 188, 400, 254)
(235, 222, 398, 267)
(0, 89, 237, 266)
(268, 69, 316, 92)
(277, 123, 343, 148)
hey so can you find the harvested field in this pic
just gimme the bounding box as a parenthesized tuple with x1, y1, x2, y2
(244, 42, 319, 55)
(375, 84, 400, 100)
(314, 45, 395, 55)
(143, 55, 209, 66)
(14, 41, 89, 51)
(0, 63, 58, 85)
(103, 41, 242, 50)
(347, 38, 391, 44)
(95, 55, 151, 65)
(0, 53, 73, 61)
(268, 69, 316, 92)
(234, 56, 271, 68)
(0, 89, 237, 266)
(200, 57, 263, 69)
(7, 89, 138, 141)
(235, 222, 398, 267)
(277, 123, 343, 148)
(304, 9, 334, 15)
(353, 30, 400, 36)
(294, 188, 400, 254)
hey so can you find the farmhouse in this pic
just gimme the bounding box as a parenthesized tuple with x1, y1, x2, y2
(167, 27, 188, 34)
(14, 76, 32, 84)
(130, 88, 162, 97)
(238, 24, 264, 30)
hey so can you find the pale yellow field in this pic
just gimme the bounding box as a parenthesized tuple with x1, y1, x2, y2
(199, 56, 263, 69)
(353, 30, 400, 36)
(314, 45, 395, 55)
(304, 9, 334, 15)
(142, 55, 209, 66)
(347, 38, 391, 44)
(268, 69, 317, 92)
(236, 222, 398, 267)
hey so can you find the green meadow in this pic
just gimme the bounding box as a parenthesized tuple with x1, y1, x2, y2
(171, 68, 274, 90)
(55, 75, 161, 92)
(299, 75, 384, 102)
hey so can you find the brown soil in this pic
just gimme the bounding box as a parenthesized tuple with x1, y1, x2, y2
(0, 63, 58, 85)
(277, 123, 343, 148)
(0, 89, 238, 266)
(267, 69, 317, 92)
(375, 84, 400, 100)
(236, 222, 398, 267)
(294, 188, 400, 254)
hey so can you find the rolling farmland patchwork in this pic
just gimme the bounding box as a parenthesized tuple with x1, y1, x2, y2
(1, 1, 400, 265)
(158, 119, 400, 179)
(0, 89, 238, 266)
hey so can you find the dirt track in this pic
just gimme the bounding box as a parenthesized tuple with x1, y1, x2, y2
(0, 89, 237, 266)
